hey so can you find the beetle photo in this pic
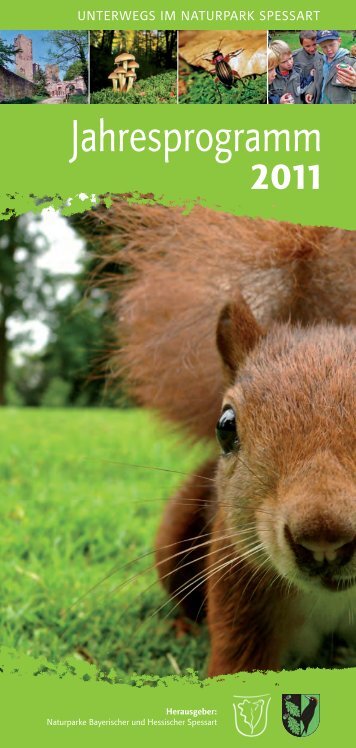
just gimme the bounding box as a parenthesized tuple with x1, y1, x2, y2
(178, 30, 267, 104)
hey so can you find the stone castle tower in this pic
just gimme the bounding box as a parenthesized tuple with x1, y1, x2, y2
(14, 34, 33, 81)
(45, 64, 60, 83)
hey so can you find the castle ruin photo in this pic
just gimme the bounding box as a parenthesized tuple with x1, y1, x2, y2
(0, 32, 88, 103)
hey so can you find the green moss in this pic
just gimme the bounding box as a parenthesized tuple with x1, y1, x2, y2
(91, 71, 177, 104)
(179, 70, 267, 104)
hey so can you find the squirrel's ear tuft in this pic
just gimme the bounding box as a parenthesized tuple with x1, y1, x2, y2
(216, 296, 263, 381)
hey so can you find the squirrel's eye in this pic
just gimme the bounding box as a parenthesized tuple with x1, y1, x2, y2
(216, 407, 240, 454)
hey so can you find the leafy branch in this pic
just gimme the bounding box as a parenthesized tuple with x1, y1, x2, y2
(285, 700, 300, 718)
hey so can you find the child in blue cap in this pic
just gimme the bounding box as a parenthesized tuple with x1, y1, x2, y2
(305, 31, 356, 104)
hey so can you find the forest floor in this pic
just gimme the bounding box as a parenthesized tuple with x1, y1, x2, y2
(91, 71, 177, 104)
(178, 67, 267, 104)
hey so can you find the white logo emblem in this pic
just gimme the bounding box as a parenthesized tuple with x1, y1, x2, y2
(232, 694, 271, 737)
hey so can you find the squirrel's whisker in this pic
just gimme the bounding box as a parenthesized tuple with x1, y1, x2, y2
(69, 527, 256, 612)
(156, 542, 265, 625)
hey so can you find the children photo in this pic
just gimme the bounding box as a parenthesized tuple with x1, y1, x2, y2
(268, 30, 356, 104)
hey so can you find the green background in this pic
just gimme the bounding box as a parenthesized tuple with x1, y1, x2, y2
(0, 0, 356, 744)
(0, 0, 354, 29)
(0, 660, 354, 746)
(0, 104, 355, 229)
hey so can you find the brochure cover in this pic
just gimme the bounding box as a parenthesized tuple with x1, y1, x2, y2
(0, 0, 355, 745)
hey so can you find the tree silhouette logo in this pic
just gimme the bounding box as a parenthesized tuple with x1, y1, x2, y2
(282, 694, 320, 737)
(233, 694, 271, 737)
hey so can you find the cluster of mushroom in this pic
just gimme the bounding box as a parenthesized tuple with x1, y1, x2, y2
(108, 52, 139, 92)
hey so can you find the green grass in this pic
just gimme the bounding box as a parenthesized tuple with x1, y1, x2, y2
(0, 408, 211, 680)
(270, 31, 355, 52)
(65, 94, 88, 104)
(0, 96, 47, 104)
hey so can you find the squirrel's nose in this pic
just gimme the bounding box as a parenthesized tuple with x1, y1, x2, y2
(297, 538, 353, 563)
(284, 526, 356, 570)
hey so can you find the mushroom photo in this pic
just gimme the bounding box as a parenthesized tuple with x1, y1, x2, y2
(108, 52, 139, 93)
(90, 30, 177, 104)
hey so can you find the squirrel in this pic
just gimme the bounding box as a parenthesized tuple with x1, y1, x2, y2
(94, 198, 356, 675)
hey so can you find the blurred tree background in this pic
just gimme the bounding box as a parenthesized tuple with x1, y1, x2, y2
(0, 212, 118, 408)
(90, 29, 177, 92)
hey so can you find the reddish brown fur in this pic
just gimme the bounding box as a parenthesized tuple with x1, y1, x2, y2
(89, 198, 356, 675)
(211, 321, 355, 674)
(155, 459, 216, 622)
(96, 199, 355, 440)
(207, 511, 289, 673)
